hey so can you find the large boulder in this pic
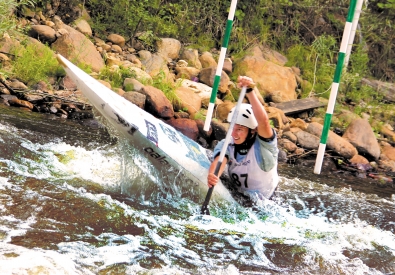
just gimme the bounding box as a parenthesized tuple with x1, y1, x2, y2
(0, 36, 21, 54)
(199, 67, 230, 94)
(174, 86, 202, 117)
(138, 50, 152, 63)
(196, 119, 212, 140)
(180, 48, 202, 69)
(260, 46, 288, 66)
(28, 25, 56, 43)
(342, 118, 381, 160)
(126, 67, 152, 83)
(278, 138, 298, 153)
(59, 75, 77, 90)
(306, 122, 358, 159)
(156, 38, 181, 60)
(51, 17, 104, 72)
(107, 33, 126, 47)
(73, 18, 92, 37)
(199, 51, 217, 68)
(294, 130, 320, 150)
(178, 79, 223, 107)
(175, 66, 200, 80)
(380, 125, 395, 142)
(234, 45, 297, 103)
(142, 53, 171, 80)
(123, 92, 146, 109)
(381, 143, 395, 161)
(139, 85, 174, 119)
(8, 79, 28, 90)
(123, 78, 145, 92)
(165, 118, 199, 141)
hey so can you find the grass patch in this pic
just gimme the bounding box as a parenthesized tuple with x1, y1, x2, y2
(11, 42, 62, 86)
(193, 109, 207, 121)
(151, 70, 182, 106)
(98, 66, 136, 88)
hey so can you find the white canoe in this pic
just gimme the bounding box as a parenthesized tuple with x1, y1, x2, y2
(57, 54, 235, 203)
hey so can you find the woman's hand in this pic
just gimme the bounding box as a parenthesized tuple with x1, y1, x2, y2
(237, 76, 255, 89)
(207, 172, 219, 188)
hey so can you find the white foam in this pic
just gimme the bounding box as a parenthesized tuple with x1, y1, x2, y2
(0, 243, 87, 275)
(18, 140, 123, 187)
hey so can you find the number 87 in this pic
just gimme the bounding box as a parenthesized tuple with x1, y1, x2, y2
(231, 173, 248, 188)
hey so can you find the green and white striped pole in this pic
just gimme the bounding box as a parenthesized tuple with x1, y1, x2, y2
(203, 0, 238, 131)
(344, 0, 364, 69)
(314, 0, 358, 174)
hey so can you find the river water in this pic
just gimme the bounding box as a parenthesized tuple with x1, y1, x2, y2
(0, 104, 394, 275)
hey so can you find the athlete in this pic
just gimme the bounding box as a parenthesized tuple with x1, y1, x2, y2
(207, 76, 279, 201)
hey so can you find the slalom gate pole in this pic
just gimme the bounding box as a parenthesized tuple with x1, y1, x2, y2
(344, 0, 364, 68)
(314, 0, 358, 174)
(201, 86, 247, 215)
(203, 0, 239, 132)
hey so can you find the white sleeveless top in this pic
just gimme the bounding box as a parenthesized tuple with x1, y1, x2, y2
(228, 139, 278, 199)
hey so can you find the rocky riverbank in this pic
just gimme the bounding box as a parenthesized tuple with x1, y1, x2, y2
(0, 5, 395, 190)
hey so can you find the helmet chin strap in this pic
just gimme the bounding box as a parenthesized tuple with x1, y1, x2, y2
(233, 129, 256, 158)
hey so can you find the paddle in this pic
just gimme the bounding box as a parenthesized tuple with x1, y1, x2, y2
(201, 86, 248, 215)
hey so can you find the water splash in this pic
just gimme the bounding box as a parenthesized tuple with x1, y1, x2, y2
(0, 118, 394, 274)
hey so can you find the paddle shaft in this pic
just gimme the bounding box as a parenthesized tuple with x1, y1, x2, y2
(201, 86, 247, 215)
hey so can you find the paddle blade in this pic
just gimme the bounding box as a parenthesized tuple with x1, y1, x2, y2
(200, 204, 210, 215)
(200, 186, 214, 215)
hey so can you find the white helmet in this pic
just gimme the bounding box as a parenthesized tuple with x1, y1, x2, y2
(227, 103, 258, 129)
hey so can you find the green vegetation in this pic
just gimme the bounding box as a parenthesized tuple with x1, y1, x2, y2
(0, 0, 18, 36)
(72, 60, 92, 75)
(3, 0, 394, 85)
(286, 35, 338, 99)
(152, 70, 182, 106)
(0, 0, 36, 36)
(98, 66, 135, 88)
(0, 0, 394, 126)
(193, 109, 207, 121)
(11, 42, 62, 85)
(81, 0, 395, 120)
(377, 0, 395, 15)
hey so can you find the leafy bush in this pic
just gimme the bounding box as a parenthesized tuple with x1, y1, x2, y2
(286, 36, 336, 99)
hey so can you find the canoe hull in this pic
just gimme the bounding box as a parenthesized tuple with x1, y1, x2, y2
(57, 54, 235, 203)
